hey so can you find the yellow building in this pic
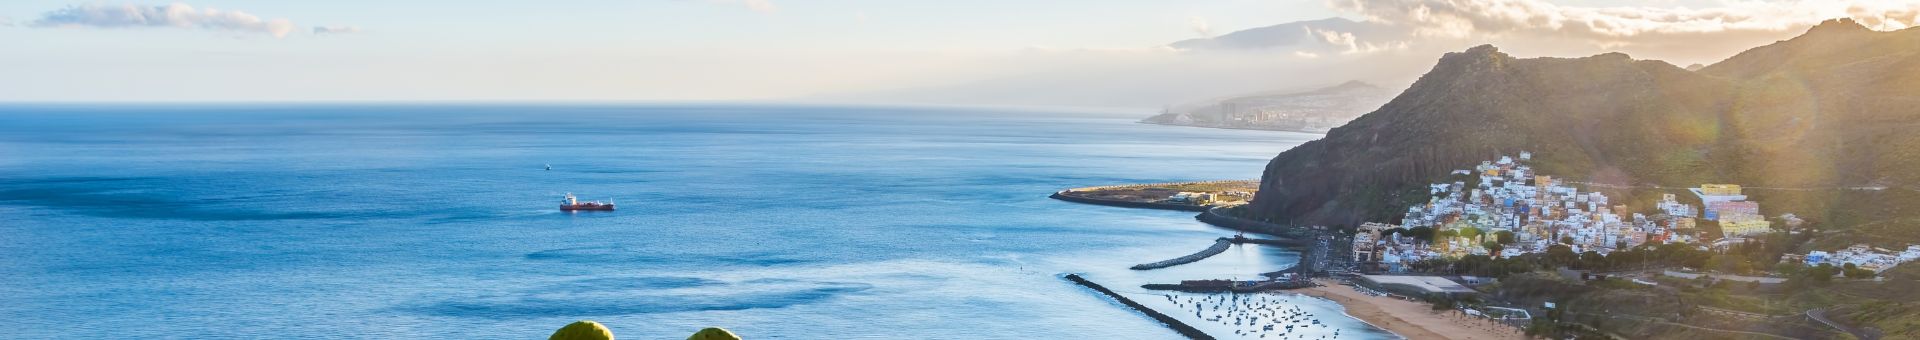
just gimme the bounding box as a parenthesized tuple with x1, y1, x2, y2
(1700, 184, 1743, 196)
(1721, 219, 1772, 237)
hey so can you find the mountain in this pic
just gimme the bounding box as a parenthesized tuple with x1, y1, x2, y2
(1246, 19, 1920, 242)
(1140, 81, 1397, 132)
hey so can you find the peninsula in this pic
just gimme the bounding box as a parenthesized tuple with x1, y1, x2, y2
(1050, 180, 1258, 212)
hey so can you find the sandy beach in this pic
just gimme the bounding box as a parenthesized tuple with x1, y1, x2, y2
(1297, 279, 1527, 340)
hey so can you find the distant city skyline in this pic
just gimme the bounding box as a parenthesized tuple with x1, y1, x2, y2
(3, 0, 1917, 105)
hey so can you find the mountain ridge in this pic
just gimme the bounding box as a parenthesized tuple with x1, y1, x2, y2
(1246, 20, 1920, 240)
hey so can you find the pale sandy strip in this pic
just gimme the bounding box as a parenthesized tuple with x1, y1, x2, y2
(1295, 279, 1527, 340)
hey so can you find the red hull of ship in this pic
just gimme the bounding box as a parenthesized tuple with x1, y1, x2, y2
(560, 204, 615, 211)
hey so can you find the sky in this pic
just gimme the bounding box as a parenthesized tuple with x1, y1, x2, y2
(2, 0, 1918, 106)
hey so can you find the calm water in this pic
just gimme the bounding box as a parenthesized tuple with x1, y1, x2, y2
(0, 104, 1393, 339)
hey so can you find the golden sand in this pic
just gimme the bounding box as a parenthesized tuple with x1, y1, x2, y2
(1296, 279, 1528, 340)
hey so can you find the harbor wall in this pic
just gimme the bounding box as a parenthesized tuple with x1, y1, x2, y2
(1063, 274, 1215, 340)
(1197, 206, 1349, 274)
(1131, 238, 1234, 270)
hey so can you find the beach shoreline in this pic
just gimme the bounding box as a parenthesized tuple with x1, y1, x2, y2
(1296, 279, 1526, 340)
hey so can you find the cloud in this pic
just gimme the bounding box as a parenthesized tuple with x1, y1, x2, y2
(1308, 27, 1409, 55)
(29, 3, 295, 37)
(707, 0, 777, 13)
(1190, 16, 1214, 38)
(1328, 0, 1920, 40)
(1294, 0, 1920, 64)
(312, 26, 359, 34)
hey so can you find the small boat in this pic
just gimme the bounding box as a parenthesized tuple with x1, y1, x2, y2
(560, 193, 615, 211)
(545, 164, 552, 170)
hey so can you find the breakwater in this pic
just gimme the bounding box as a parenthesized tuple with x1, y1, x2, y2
(1195, 206, 1349, 275)
(1231, 236, 1309, 248)
(1132, 238, 1235, 270)
(1063, 274, 1215, 340)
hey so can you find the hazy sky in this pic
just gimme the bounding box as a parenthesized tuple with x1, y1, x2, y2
(3, 0, 1916, 105)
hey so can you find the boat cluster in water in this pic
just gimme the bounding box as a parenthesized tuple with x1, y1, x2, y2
(1165, 293, 1341, 339)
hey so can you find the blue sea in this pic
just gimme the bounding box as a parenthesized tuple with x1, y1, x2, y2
(0, 104, 1394, 339)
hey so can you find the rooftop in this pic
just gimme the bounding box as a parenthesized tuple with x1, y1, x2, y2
(1358, 275, 1477, 294)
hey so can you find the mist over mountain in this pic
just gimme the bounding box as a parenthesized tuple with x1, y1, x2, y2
(1141, 81, 1397, 132)
(810, 17, 1434, 108)
(822, 9, 1851, 109)
(1247, 19, 1920, 244)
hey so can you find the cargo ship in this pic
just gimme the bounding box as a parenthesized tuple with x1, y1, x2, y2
(560, 193, 615, 211)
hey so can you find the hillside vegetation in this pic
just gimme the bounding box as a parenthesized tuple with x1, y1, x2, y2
(1249, 19, 1920, 249)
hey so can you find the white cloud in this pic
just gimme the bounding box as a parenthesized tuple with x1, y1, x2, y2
(707, 0, 777, 13)
(312, 26, 359, 34)
(1190, 16, 1214, 38)
(29, 3, 295, 38)
(1306, 27, 1409, 55)
(1305, 0, 1920, 65)
(1329, 0, 1920, 40)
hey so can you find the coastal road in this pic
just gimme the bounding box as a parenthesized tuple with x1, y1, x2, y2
(1807, 308, 1876, 340)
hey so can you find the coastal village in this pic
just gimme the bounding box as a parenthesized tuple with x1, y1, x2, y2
(1354, 152, 1920, 276)
(1053, 152, 1920, 340)
(1056, 178, 1542, 340)
(1036, 16, 1920, 340)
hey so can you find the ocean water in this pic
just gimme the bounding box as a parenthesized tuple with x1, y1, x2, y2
(0, 104, 1394, 339)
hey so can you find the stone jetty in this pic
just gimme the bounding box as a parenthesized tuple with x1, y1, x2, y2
(1064, 274, 1215, 340)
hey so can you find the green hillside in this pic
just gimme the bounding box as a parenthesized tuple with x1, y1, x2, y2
(1248, 19, 1920, 249)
